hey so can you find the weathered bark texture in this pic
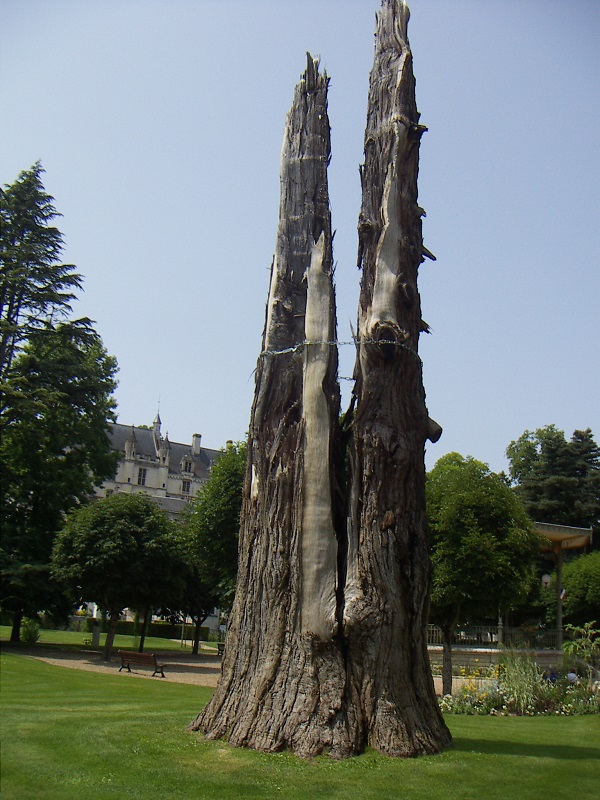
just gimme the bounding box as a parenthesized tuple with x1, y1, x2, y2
(342, 0, 449, 756)
(189, 0, 450, 758)
(188, 54, 356, 758)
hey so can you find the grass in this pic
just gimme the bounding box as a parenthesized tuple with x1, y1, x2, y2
(1, 652, 599, 800)
(0, 625, 218, 654)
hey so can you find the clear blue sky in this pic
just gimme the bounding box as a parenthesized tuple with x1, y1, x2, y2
(2, 0, 599, 472)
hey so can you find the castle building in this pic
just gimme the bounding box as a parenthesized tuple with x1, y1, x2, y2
(96, 413, 220, 516)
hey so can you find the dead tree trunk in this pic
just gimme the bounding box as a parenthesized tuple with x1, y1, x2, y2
(188, 55, 358, 758)
(189, 1, 450, 759)
(343, 0, 450, 755)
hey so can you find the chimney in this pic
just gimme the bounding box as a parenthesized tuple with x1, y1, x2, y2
(192, 433, 202, 455)
(125, 427, 137, 460)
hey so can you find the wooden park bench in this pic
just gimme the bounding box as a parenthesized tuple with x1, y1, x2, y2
(117, 650, 166, 678)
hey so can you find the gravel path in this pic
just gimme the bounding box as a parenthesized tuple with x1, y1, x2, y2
(4, 644, 454, 694)
(2, 644, 222, 686)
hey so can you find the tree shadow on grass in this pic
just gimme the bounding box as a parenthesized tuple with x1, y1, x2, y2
(453, 737, 600, 761)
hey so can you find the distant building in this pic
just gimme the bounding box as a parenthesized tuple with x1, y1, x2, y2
(96, 413, 220, 516)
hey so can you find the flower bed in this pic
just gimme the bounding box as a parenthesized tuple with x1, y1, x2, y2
(439, 652, 599, 716)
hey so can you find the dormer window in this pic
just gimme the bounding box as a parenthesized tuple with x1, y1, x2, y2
(183, 460, 193, 473)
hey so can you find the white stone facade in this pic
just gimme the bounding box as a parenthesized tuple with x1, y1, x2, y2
(97, 414, 220, 516)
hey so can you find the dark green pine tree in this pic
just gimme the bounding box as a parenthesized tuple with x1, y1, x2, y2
(507, 425, 600, 534)
(569, 429, 600, 532)
(0, 161, 85, 378)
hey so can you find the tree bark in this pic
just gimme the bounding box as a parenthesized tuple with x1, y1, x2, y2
(441, 630, 454, 697)
(102, 610, 119, 661)
(192, 617, 203, 656)
(190, 1, 450, 758)
(343, 0, 449, 755)
(10, 610, 23, 643)
(138, 606, 150, 653)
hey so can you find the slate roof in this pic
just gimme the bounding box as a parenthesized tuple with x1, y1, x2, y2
(107, 422, 220, 480)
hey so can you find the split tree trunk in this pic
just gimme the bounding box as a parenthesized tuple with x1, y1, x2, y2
(190, 1, 450, 758)
(343, 0, 449, 755)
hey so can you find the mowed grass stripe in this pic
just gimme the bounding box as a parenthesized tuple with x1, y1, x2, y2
(1, 653, 599, 800)
(0, 624, 217, 653)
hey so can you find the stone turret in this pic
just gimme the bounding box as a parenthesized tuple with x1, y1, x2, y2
(153, 412, 162, 451)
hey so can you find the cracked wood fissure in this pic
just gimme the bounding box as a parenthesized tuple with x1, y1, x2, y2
(189, 1, 450, 758)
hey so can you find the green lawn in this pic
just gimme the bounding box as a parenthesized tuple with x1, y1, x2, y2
(0, 625, 218, 653)
(1, 652, 599, 800)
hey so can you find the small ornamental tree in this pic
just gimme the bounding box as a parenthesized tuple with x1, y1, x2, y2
(52, 493, 184, 659)
(184, 442, 246, 601)
(426, 453, 541, 695)
(179, 441, 246, 653)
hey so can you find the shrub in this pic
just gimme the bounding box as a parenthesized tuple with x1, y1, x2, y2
(563, 621, 600, 690)
(497, 650, 541, 714)
(21, 617, 40, 644)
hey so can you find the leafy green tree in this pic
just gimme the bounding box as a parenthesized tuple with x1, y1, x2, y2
(0, 162, 85, 378)
(180, 441, 246, 652)
(558, 552, 600, 626)
(52, 493, 185, 659)
(426, 453, 541, 694)
(1, 324, 118, 639)
(171, 545, 219, 656)
(506, 425, 600, 532)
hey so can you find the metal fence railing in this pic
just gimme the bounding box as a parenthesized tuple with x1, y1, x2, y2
(427, 624, 562, 651)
